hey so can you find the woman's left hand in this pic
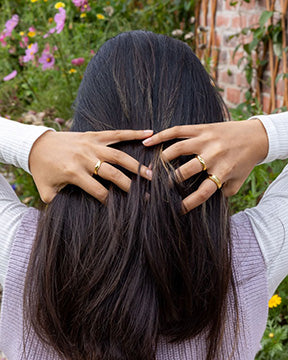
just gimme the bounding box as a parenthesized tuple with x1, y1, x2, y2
(29, 129, 153, 203)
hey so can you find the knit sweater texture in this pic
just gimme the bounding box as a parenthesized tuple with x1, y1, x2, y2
(0, 207, 269, 360)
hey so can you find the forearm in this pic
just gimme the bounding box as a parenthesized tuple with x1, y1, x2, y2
(0, 116, 55, 173)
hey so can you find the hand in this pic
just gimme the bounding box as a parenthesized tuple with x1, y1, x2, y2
(29, 129, 153, 203)
(143, 119, 268, 213)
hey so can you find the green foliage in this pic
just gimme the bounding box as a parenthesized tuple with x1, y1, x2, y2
(1, 1, 288, 358)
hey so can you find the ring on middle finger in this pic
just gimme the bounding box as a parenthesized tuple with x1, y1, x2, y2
(196, 155, 207, 171)
(94, 160, 103, 176)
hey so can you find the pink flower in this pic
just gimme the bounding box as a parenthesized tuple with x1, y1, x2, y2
(55, 7, 66, 33)
(39, 51, 55, 70)
(90, 49, 95, 56)
(4, 15, 19, 37)
(0, 33, 7, 47)
(29, 26, 36, 32)
(71, 57, 85, 66)
(73, 0, 91, 12)
(43, 28, 55, 39)
(23, 43, 38, 62)
(19, 36, 29, 48)
(3, 70, 17, 81)
(0, 14, 19, 46)
(43, 7, 66, 38)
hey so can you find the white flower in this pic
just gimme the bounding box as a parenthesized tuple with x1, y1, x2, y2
(103, 6, 114, 16)
(171, 29, 183, 37)
(184, 32, 194, 40)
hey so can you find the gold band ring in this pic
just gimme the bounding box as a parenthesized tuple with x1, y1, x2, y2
(208, 174, 222, 189)
(94, 160, 102, 176)
(196, 155, 207, 171)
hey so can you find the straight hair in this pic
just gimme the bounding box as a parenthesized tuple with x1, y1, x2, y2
(24, 31, 239, 360)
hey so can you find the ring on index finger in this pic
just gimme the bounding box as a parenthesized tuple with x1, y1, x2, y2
(196, 155, 207, 171)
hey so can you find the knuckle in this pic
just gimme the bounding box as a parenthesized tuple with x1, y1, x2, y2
(197, 188, 211, 203)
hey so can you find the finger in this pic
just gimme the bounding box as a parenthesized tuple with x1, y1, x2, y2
(142, 125, 200, 146)
(182, 178, 218, 214)
(97, 162, 132, 192)
(99, 147, 152, 180)
(94, 129, 154, 145)
(76, 175, 109, 203)
(175, 157, 204, 182)
(161, 138, 201, 162)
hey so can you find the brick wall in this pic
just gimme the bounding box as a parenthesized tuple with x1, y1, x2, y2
(198, 0, 287, 112)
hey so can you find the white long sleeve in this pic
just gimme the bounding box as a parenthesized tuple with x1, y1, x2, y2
(0, 117, 54, 286)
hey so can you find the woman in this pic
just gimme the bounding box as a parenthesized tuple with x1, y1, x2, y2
(0, 31, 287, 360)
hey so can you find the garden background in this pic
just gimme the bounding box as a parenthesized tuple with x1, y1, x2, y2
(1, 0, 288, 358)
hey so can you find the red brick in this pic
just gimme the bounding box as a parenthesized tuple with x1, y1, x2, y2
(241, 0, 256, 9)
(227, 87, 241, 104)
(230, 50, 245, 66)
(247, 14, 260, 28)
(230, 15, 246, 29)
(219, 49, 228, 63)
(276, 97, 284, 109)
(276, 79, 285, 96)
(216, 14, 230, 27)
(236, 73, 249, 87)
(219, 70, 235, 84)
(225, 2, 239, 10)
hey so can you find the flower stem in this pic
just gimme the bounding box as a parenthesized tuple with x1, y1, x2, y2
(51, 35, 74, 100)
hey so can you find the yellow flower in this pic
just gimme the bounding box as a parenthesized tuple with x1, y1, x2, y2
(43, 0, 48, 2)
(80, 13, 87, 18)
(48, 17, 53, 23)
(96, 14, 105, 20)
(268, 294, 282, 308)
(269, 333, 274, 338)
(55, 2, 65, 9)
(19, 31, 25, 36)
(31, 0, 38, 2)
(28, 31, 36, 37)
(69, 68, 77, 74)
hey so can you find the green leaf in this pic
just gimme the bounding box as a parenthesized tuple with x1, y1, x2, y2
(249, 38, 259, 52)
(259, 11, 273, 27)
(243, 43, 251, 55)
(245, 66, 253, 84)
(273, 43, 283, 58)
(229, 1, 238, 6)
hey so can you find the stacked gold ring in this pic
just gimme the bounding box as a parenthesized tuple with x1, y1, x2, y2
(196, 155, 207, 171)
(94, 160, 102, 176)
(208, 174, 222, 189)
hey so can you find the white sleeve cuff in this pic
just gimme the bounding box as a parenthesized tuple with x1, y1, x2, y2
(248, 112, 288, 164)
(0, 117, 55, 174)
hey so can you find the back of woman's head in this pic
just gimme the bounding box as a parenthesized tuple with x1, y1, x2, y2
(24, 31, 238, 360)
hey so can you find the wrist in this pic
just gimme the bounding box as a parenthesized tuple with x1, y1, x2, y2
(29, 129, 56, 175)
(246, 119, 269, 164)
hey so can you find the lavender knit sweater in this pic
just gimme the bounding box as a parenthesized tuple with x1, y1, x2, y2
(0, 207, 268, 360)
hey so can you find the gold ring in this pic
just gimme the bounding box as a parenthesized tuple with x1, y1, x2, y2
(94, 160, 102, 176)
(208, 174, 222, 189)
(196, 155, 207, 171)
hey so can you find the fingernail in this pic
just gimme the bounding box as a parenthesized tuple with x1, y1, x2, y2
(146, 169, 153, 179)
(144, 129, 153, 134)
(143, 138, 152, 145)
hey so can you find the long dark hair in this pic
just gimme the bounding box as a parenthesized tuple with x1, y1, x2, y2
(24, 31, 239, 360)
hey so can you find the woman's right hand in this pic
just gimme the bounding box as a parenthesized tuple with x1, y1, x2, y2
(143, 119, 269, 213)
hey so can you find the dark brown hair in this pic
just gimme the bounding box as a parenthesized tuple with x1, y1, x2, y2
(24, 31, 239, 360)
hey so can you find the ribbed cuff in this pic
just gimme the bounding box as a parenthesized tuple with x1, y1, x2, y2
(0, 117, 55, 174)
(248, 112, 288, 164)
